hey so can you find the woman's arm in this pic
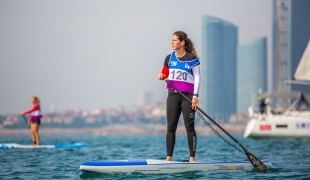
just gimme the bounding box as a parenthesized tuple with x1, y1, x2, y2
(192, 65, 201, 98)
(23, 105, 39, 114)
(158, 55, 171, 80)
(191, 64, 200, 110)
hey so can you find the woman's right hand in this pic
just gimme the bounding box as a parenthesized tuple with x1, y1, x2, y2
(157, 73, 164, 80)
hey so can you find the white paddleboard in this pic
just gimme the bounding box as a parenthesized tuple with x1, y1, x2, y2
(80, 159, 273, 174)
(0, 143, 87, 149)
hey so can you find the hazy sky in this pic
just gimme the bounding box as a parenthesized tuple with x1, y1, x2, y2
(0, 0, 271, 115)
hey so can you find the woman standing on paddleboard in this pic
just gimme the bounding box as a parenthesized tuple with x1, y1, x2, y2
(21, 96, 42, 145)
(158, 31, 201, 162)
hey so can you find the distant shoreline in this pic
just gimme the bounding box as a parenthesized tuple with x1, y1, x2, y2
(0, 123, 245, 136)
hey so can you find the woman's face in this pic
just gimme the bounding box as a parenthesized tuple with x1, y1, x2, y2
(171, 35, 185, 50)
(30, 98, 35, 104)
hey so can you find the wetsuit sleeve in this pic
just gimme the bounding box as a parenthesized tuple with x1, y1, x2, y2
(23, 105, 39, 114)
(164, 55, 170, 66)
(192, 64, 201, 98)
(160, 55, 171, 78)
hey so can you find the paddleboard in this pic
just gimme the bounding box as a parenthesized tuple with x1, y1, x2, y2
(0, 143, 87, 149)
(80, 159, 273, 174)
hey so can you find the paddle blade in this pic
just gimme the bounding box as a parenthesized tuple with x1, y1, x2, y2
(244, 149, 268, 171)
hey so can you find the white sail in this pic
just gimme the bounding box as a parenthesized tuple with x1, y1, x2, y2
(294, 39, 310, 81)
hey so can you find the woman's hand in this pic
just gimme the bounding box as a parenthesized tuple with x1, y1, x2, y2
(27, 120, 31, 125)
(20, 112, 24, 115)
(157, 73, 164, 80)
(191, 97, 199, 110)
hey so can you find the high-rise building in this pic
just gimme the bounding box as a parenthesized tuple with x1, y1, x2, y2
(237, 37, 267, 113)
(272, 0, 310, 93)
(137, 91, 153, 105)
(201, 15, 238, 122)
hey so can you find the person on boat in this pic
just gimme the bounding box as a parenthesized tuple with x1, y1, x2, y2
(258, 96, 266, 114)
(157, 31, 201, 162)
(21, 96, 42, 145)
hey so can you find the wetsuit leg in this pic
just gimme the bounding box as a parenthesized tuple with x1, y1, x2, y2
(166, 95, 182, 157)
(181, 94, 197, 157)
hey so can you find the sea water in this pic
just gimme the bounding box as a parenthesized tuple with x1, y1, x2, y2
(0, 134, 310, 179)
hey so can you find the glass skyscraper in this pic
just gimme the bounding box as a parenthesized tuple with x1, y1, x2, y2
(237, 37, 267, 113)
(272, 0, 310, 93)
(201, 15, 238, 122)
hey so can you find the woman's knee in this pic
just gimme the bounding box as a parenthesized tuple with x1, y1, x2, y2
(167, 125, 177, 133)
(31, 128, 38, 134)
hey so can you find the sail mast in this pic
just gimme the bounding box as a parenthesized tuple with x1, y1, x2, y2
(277, 0, 283, 92)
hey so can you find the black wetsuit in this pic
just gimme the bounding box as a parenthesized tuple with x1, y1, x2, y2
(164, 52, 199, 157)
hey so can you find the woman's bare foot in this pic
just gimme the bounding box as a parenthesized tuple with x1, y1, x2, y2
(166, 156, 172, 161)
(190, 157, 195, 162)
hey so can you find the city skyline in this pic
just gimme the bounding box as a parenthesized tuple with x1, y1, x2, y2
(0, 1, 272, 115)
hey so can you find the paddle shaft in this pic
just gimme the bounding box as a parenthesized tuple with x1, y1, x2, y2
(22, 115, 30, 129)
(165, 79, 267, 171)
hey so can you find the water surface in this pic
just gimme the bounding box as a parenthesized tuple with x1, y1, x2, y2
(1, 135, 310, 179)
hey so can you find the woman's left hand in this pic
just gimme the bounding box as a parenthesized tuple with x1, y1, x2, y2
(191, 97, 199, 110)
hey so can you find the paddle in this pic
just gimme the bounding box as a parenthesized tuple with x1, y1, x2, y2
(22, 115, 30, 129)
(165, 79, 268, 171)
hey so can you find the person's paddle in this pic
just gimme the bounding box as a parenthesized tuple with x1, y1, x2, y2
(164, 79, 268, 171)
(21, 115, 30, 129)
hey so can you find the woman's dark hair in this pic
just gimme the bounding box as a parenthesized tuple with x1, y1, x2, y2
(173, 31, 198, 58)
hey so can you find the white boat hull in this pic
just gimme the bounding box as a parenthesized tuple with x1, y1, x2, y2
(80, 159, 273, 174)
(244, 111, 310, 138)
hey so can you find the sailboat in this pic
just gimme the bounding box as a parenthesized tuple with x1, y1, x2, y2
(286, 39, 310, 85)
(244, 40, 310, 139)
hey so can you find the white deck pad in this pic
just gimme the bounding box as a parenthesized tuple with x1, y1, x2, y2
(0, 143, 87, 149)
